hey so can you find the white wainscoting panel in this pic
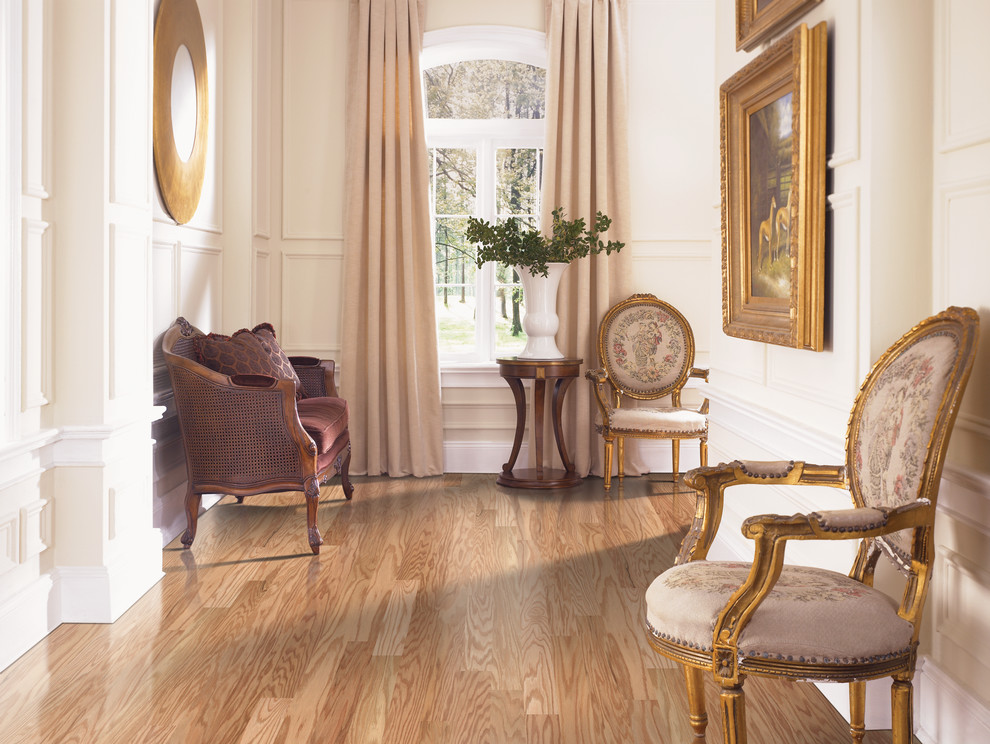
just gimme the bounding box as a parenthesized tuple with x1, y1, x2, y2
(20, 217, 52, 410)
(109, 0, 150, 209)
(937, 0, 990, 152)
(281, 0, 347, 240)
(279, 252, 342, 355)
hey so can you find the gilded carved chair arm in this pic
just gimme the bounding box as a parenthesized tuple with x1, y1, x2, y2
(585, 368, 615, 426)
(708, 499, 933, 684)
(676, 460, 848, 564)
(689, 367, 710, 382)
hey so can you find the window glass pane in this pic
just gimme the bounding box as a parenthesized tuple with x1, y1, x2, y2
(434, 216, 478, 356)
(431, 148, 476, 215)
(424, 60, 546, 120)
(496, 148, 542, 217)
(493, 264, 527, 357)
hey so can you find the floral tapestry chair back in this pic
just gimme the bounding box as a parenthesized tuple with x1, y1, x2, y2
(848, 308, 978, 573)
(587, 294, 709, 490)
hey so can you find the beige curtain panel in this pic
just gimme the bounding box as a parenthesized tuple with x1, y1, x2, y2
(341, 0, 444, 477)
(543, 0, 635, 477)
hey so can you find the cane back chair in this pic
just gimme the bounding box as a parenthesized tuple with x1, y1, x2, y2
(586, 294, 709, 490)
(645, 306, 979, 743)
(162, 317, 353, 554)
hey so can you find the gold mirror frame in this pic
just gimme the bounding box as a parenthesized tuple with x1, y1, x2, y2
(153, 0, 209, 225)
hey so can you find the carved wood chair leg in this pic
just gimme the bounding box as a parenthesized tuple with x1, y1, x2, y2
(719, 680, 748, 744)
(181, 487, 202, 548)
(672, 440, 680, 484)
(305, 480, 323, 555)
(340, 448, 354, 500)
(603, 437, 614, 491)
(849, 681, 866, 743)
(683, 664, 708, 737)
(616, 436, 625, 481)
(891, 674, 914, 744)
(234, 495, 245, 504)
(700, 438, 708, 467)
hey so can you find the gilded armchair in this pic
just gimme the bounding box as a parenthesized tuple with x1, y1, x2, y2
(644, 307, 979, 743)
(162, 317, 353, 555)
(586, 294, 709, 490)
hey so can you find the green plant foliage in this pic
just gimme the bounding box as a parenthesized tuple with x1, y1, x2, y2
(465, 208, 624, 277)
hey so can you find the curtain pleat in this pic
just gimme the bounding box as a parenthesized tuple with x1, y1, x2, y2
(543, 0, 637, 477)
(342, 0, 443, 477)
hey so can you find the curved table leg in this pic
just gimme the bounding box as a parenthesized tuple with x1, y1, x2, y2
(552, 376, 576, 474)
(532, 378, 547, 478)
(502, 375, 527, 475)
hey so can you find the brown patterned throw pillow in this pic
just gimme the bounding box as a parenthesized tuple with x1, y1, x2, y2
(193, 322, 305, 398)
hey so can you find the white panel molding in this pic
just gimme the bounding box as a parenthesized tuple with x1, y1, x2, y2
(917, 656, 990, 744)
(934, 546, 990, 667)
(22, 0, 52, 199)
(443, 441, 531, 474)
(0, 574, 56, 672)
(279, 252, 342, 352)
(108, 0, 151, 209)
(18, 498, 49, 561)
(629, 238, 713, 251)
(0, 510, 17, 572)
(826, 0, 861, 167)
(708, 390, 845, 465)
(939, 462, 990, 539)
(109, 224, 150, 400)
(281, 0, 345, 241)
(933, 176, 990, 308)
(442, 401, 518, 432)
(936, 0, 990, 154)
(252, 0, 271, 239)
(53, 412, 161, 468)
(21, 217, 52, 410)
(152, 239, 179, 332)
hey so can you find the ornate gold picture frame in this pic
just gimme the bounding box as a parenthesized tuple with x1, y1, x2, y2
(721, 22, 827, 352)
(736, 0, 822, 52)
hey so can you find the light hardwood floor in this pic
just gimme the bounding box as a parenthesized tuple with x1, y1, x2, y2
(0, 475, 912, 743)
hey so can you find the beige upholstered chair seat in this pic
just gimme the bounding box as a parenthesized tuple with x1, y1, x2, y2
(609, 406, 707, 435)
(646, 561, 914, 665)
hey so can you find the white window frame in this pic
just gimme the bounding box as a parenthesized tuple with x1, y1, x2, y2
(422, 26, 546, 371)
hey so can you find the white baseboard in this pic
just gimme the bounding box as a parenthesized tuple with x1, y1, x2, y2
(443, 441, 530, 473)
(917, 656, 990, 744)
(54, 533, 163, 623)
(0, 575, 57, 671)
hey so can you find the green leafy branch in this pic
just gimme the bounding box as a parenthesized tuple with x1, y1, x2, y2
(465, 207, 624, 277)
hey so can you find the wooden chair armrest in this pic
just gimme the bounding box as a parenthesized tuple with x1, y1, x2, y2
(689, 367, 710, 382)
(677, 460, 848, 565)
(584, 368, 614, 426)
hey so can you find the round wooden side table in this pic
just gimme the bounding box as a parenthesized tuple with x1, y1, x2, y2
(496, 357, 583, 489)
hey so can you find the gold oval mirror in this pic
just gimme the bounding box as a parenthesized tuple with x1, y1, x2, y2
(153, 0, 208, 224)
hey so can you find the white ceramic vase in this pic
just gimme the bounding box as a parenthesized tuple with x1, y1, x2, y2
(516, 262, 569, 359)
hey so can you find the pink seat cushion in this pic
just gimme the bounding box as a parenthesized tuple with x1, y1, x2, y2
(296, 397, 349, 453)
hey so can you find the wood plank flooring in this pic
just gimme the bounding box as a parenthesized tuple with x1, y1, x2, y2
(0, 475, 911, 743)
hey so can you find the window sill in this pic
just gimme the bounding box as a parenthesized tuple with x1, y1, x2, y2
(440, 361, 503, 388)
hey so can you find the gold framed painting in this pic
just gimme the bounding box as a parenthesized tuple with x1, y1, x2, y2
(721, 21, 827, 352)
(736, 0, 822, 52)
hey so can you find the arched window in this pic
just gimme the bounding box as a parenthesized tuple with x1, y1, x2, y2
(422, 27, 546, 363)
